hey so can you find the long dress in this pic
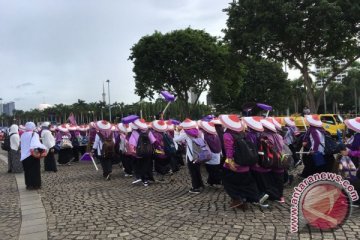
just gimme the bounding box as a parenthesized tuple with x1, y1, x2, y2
(8, 149, 23, 173)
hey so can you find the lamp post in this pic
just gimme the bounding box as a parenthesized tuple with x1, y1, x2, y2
(106, 79, 111, 122)
(323, 79, 327, 114)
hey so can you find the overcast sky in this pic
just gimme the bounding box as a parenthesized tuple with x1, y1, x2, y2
(0, 0, 298, 111)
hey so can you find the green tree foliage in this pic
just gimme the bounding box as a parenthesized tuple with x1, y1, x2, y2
(129, 27, 226, 113)
(224, 0, 360, 113)
(210, 58, 290, 113)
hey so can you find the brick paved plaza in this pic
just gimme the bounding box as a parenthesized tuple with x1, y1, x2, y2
(1, 149, 360, 240)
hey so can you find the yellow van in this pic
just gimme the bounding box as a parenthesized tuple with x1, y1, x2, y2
(291, 114, 345, 136)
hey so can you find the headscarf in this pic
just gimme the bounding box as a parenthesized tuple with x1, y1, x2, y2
(184, 128, 199, 138)
(25, 122, 36, 131)
(9, 124, 19, 135)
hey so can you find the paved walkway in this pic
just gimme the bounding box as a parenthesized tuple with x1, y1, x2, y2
(0, 153, 48, 240)
(1, 149, 360, 239)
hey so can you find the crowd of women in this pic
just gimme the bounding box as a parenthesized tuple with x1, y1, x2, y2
(4, 114, 360, 209)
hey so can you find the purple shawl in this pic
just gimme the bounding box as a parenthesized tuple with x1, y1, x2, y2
(185, 128, 199, 138)
(203, 131, 221, 153)
(303, 126, 325, 152)
(350, 133, 360, 151)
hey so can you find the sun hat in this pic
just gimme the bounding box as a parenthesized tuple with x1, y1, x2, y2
(111, 124, 119, 132)
(268, 117, 282, 130)
(117, 123, 132, 133)
(243, 116, 264, 132)
(284, 117, 296, 127)
(305, 115, 323, 128)
(41, 122, 50, 127)
(96, 120, 112, 130)
(260, 119, 277, 132)
(77, 125, 88, 132)
(166, 120, 174, 131)
(152, 120, 168, 132)
(180, 118, 197, 130)
(89, 122, 96, 129)
(199, 120, 217, 135)
(57, 124, 69, 133)
(345, 117, 360, 133)
(133, 118, 148, 131)
(130, 123, 138, 130)
(25, 122, 36, 131)
(68, 124, 78, 131)
(219, 115, 243, 132)
(211, 118, 222, 125)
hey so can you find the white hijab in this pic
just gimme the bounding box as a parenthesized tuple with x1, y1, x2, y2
(20, 122, 46, 161)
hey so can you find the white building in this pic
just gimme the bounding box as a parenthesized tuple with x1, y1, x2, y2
(315, 60, 348, 88)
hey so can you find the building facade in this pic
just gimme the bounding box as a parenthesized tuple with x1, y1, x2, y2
(2, 102, 15, 116)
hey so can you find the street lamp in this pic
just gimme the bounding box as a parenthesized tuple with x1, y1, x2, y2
(106, 79, 111, 122)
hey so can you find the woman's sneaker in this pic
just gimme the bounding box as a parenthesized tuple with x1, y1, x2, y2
(143, 181, 149, 187)
(189, 188, 201, 194)
(259, 194, 269, 205)
(276, 197, 285, 204)
(132, 179, 141, 184)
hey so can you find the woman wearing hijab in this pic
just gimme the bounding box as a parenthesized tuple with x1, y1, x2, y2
(301, 115, 326, 177)
(260, 118, 286, 203)
(345, 117, 360, 168)
(7, 124, 23, 173)
(129, 119, 156, 186)
(220, 115, 269, 209)
(173, 119, 204, 193)
(152, 120, 171, 181)
(91, 120, 115, 180)
(21, 122, 47, 190)
(56, 124, 73, 165)
(117, 123, 133, 177)
(198, 120, 222, 186)
(243, 117, 277, 202)
(41, 122, 57, 172)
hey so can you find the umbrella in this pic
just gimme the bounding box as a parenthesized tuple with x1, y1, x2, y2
(122, 115, 139, 124)
(160, 90, 176, 119)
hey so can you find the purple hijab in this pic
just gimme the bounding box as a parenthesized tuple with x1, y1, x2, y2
(350, 133, 360, 151)
(246, 128, 260, 146)
(185, 128, 199, 138)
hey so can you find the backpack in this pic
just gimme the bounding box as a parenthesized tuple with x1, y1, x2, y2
(60, 136, 73, 149)
(188, 137, 212, 163)
(232, 133, 258, 166)
(123, 133, 136, 156)
(204, 133, 222, 154)
(136, 131, 153, 158)
(163, 133, 176, 156)
(258, 139, 281, 168)
(280, 144, 294, 169)
(1, 133, 15, 151)
(71, 136, 80, 148)
(80, 136, 88, 146)
(321, 133, 339, 155)
(98, 132, 115, 159)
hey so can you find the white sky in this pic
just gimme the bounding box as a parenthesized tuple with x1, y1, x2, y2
(0, 0, 300, 110)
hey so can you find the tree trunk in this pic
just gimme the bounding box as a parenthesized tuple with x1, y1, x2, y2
(302, 68, 317, 113)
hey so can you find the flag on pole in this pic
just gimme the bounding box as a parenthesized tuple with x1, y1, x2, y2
(68, 112, 77, 125)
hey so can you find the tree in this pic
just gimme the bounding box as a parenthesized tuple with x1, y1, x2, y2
(342, 62, 360, 114)
(224, 0, 360, 113)
(129, 27, 226, 114)
(210, 58, 290, 113)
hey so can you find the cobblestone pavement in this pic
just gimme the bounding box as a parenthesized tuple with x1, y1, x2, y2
(0, 157, 21, 240)
(2, 149, 360, 240)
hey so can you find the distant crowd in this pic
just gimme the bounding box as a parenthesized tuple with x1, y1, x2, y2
(2, 114, 360, 209)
